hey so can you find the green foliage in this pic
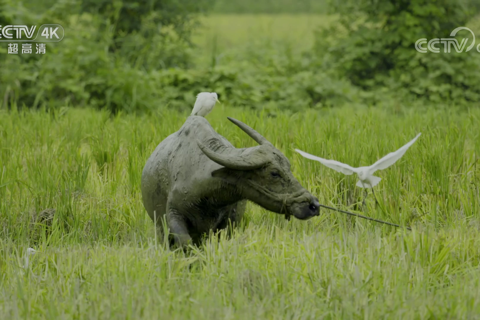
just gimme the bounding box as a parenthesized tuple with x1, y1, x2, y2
(0, 0, 211, 112)
(0, 14, 355, 113)
(0, 0, 11, 24)
(321, 0, 480, 103)
(79, 0, 210, 58)
(147, 54, 355, 113)
(3, 3, 480, 113)
(212, 0, 328, 14)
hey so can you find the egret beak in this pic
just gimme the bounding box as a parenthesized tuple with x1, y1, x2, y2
(216, 99, 221, 104)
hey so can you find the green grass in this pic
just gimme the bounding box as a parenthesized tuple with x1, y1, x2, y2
(195, 14, 333, 49)
(211, 0, 328, 14)
(1, 103, 480, 318)
(193, 14, 335, 67)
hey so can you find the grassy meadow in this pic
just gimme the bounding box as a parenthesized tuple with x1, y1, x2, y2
(194, 14, 334, 60)
(1, 13, 480, 319)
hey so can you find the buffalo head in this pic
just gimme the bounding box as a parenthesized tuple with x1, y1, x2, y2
(197, 117, 320, 220)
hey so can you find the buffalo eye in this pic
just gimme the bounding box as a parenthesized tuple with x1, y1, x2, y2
(270, 171, 281, 178)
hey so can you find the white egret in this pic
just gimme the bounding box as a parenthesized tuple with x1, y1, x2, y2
(24, 248, 36, 270)
(191, 92, 220, 117)
(16, 248, 37, 276)
(295, 133, 421, 205)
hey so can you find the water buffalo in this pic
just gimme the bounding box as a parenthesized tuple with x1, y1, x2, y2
(141, 116, 320, 247)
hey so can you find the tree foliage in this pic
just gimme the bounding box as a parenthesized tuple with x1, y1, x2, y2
(321, 0, 480, 102)
(0, 0, 213, 111)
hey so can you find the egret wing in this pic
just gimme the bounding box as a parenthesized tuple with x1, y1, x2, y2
(191, 101, 201, 115)
(295, 149, 357, 175)
(191, 92, 209, 115)
(369, 133, 421, 173)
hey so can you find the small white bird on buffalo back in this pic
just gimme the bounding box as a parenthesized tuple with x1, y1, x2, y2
(295, 133, 421, 189)
(191, 92, 220, 117)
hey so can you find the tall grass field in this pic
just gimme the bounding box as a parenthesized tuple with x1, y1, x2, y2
(1, 13, 480, 319)
(1, 104, 479, 318)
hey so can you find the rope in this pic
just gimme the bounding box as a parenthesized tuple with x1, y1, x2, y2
(318, 204, 412, 231)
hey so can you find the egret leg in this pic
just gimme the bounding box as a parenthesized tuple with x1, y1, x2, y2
(362, 189, 368, 209)
(371, 187, 380, 205)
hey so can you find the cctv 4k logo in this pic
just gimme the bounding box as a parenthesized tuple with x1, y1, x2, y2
(0, 24, 64, 42)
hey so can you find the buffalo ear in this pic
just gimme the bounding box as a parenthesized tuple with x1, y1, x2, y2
(197, 139, 269, 170)
(211, 168, 230, 178)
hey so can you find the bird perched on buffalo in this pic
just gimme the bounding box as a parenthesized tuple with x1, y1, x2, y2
(191, 92, 220, 117)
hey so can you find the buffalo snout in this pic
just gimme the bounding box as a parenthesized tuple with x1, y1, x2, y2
(290, 196, 320, 220)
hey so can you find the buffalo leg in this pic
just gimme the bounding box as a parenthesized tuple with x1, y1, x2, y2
(215, 201, 246, 236)
(166, 212, 192, 247)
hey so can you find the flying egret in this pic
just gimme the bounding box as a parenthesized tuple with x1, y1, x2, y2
(295, 133, 421, 205)
(191, 92, 220, 117)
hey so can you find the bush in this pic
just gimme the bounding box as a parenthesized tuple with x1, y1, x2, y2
(0, 0, 357, 114)
(319, 0, 480, 103)
(0, 0, 212, 111)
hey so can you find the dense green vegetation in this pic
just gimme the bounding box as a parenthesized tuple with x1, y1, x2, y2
(1, 104, 479, 318)
(325, 0, 480, 102)
(1, 0, 480, 318)
(2, 0, 480, 112)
